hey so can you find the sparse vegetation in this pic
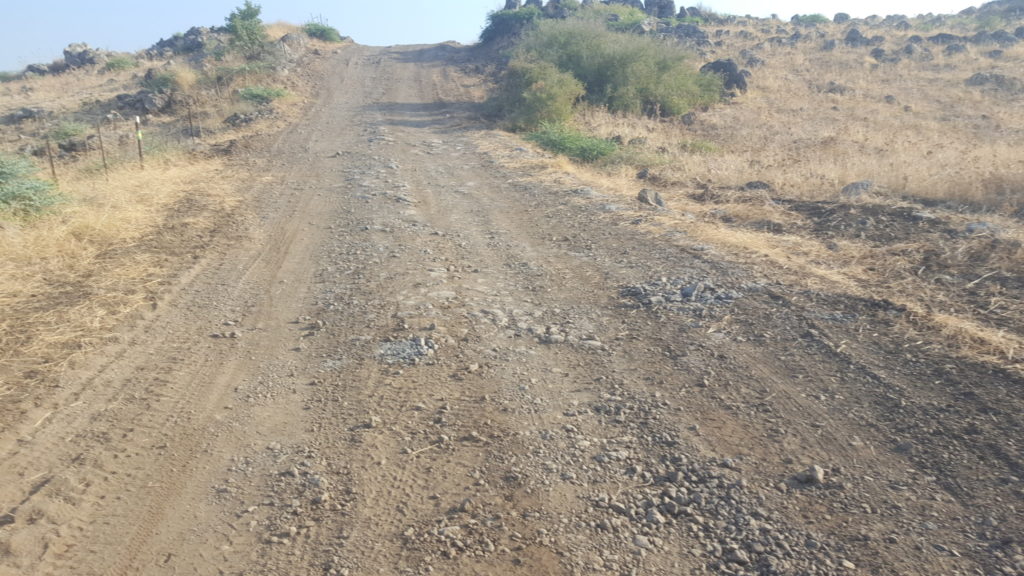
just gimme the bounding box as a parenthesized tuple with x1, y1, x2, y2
(239, 85, 287, 105)
(589, 4, 648, 32)
(0, 71, 21, 83)
(47, 121, 88, 141)
(0, 154, 62, 217)
(104, 55, 137, 72)
(526, 122, 617, 162)
(303, 22, 345, 43)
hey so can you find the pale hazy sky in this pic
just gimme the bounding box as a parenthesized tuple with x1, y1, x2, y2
(0, 0, 980, 72)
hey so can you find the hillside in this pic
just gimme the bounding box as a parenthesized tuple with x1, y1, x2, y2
(0, 3, 1022, 576)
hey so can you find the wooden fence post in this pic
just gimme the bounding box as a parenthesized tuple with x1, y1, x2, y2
(135, 116, 144, 169)
(96, 122, 109, 181)
(45, 139, 58, 184)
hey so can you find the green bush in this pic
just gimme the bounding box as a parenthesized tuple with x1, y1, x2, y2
(513, 18, 721, 117)
(489, 59, 584, 131)
(584, 4, 648, 32)
(480, 7, 544, 44)
(239, 85, 287, 105)
(48, 121, 88, 141)
(0, 71, 20, 83)
(303, 22, 345, 42)
(226, 1, 269, 59)
(0, 154, 62, 216)
(104, 55, 137, 72)
(526, 122, 617, 162)
(790, 13, 830, 26)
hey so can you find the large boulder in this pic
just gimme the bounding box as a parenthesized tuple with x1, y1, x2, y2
(927, 32, 962, 45)
(24, 63, 51, 77)
(1, 107, 50, 125)
(844, 28, 872, 47)
(147, 26, 226, 60)
(700, 59, 748, 93)
(965, 72, 1024, 94)
(645, 0, 676, 18)
(63, 43, 108, 68)
(115, 90, 172, 114)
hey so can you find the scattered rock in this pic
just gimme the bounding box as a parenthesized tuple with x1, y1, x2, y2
(636, 188, 664, 208)
(840, 180, 874, 198)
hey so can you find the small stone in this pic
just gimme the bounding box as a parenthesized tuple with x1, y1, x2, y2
(646, 508, 666, 526)
(633, 534, 652, 549)
(797, 465, 826, 485)
(726, 549, 750, 565)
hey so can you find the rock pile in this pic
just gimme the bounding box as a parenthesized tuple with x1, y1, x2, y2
(620, 277, 744, 315)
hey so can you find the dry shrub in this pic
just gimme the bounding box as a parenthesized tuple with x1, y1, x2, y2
(265, 21, 302, 42)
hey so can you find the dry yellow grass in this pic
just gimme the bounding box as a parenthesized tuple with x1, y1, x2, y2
(481, 17, 1022, 373)
(574, 22, 1024, 212)
(0, 154, 240, 386)
(476, 69, 1024, 371)
(0, 33, 328, 397)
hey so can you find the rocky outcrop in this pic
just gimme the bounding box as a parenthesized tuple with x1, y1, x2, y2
(146, 27, 226, 60)
(62, 43, 109, 68)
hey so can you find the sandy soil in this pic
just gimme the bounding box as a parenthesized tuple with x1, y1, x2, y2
(0, 44, 1021, 576)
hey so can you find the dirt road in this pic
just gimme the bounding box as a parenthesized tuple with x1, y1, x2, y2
(1, 44, 1021, 576)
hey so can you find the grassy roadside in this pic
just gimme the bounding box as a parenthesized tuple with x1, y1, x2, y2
(0, 153, 240, 388)
(476, 128, 1023, 373)
(0, 15, 338, 409)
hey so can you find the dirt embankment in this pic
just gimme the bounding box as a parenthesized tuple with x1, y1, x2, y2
(0, 44, 1021, 576)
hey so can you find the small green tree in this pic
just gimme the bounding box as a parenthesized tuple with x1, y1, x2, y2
(225, 1, 269, 59)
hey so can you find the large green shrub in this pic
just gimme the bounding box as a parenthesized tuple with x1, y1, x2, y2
(480, 7, 544, 44)
(526, 122, 617, 162)
(513, 18, 720, 117)
(0, 154, 62, 216)
(225, 1, 269, 59)
(303, 22, 345, 43)
(489, 59, 584, 130)
(790, 13, 830, 26)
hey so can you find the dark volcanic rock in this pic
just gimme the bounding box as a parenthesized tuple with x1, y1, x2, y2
(965, 72, 1024, 94)
(700, 59, 748, 93)
(944, 43, 969, 55)
(928, 32, 962, 45)
(672, 24, 710, 46)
